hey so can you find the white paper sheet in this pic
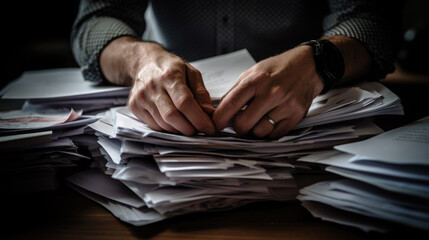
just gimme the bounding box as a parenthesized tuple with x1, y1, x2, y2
(300, 201, 391, 233)
(67, 168, 145, 208)
(190, 49, 256, 101)
(0, 130, 52, 150)
(0, 108, 81, 129)
(296, 81, 403, 129)
(2, 68, 129, 100)
(67, 180, 165, 226)
(335, 116, 429, 165)
(298, 179, 429, 231)
(326, 166, 429, 199)
(299, 150, 429, 181)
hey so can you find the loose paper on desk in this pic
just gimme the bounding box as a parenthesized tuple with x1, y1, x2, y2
(1, 68, 129, 100)
(335, 116, 429, 165)
(0, 108, 81, 129)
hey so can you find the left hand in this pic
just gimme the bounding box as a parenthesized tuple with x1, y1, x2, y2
(212, 45, 324, 139)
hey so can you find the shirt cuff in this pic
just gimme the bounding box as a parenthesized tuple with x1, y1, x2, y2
(323, 18, 395, 79)
(73, 16, 139, 83)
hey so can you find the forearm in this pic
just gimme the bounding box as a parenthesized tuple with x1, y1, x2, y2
(71, 0, 148, 83)
(100, 36, 165, 86)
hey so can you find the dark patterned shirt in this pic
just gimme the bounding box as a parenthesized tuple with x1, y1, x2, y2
(71, 0, 395, 83)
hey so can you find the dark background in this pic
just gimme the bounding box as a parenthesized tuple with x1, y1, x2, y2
(2, 0, 429, 90)
(3, 1, 79, 89)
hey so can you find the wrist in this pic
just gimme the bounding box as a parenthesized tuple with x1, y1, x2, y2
(296, 45, 325, 97)
(300, 39, 345, 94)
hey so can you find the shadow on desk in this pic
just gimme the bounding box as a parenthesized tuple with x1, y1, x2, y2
(4, 181, 428, 240)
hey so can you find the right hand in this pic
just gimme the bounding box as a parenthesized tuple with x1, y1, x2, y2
(100, 37, 215, 136)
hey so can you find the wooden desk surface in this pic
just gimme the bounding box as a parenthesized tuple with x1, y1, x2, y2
(4, 66, 429, 240)
(4, 185, 427, 240)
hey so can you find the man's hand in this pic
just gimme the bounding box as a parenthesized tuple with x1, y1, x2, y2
(212, 35, 372, 139)
(100, 36, 215, 136)
(212, 45, 324, 139)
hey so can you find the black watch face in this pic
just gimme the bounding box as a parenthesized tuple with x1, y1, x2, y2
(322, 42, 344, 80)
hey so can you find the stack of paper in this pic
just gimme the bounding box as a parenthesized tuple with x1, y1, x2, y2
(2, 135, 91, 195)
(65, 50, 404, 226)
(95, 106, 385, 159)
(0, 68, 122, 194)
(297, 116, 429, 232)
(0, 106, 96, 194)
(1, 68, 129, 114)
(67, 108, 302, 226)
(0, 49, 405, 225)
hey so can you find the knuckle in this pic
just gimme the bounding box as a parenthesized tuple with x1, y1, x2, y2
(284, 97, 299, 109)
(142, 78, 156, 92)
(161, 107, 179, 123)
(152, 92, 165, 103)
(194, 88, 210, 100)
(128, 93, 145, 111)
(243, 76, 259, 88)
(127, 98, 138, 112)
(134, 97, 150, 112)
(138, 77, 156, 88)
(270, 86, 285, 102)
(239, 72, 271, 94)
(161, 68, 184, 82)
(134, 91, 146, 104)
(248, 72, 270, 85)
(175, 94, 194, 112)
(136, 73, 157, 92)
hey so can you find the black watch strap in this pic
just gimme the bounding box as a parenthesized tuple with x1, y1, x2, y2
(300, 39, 345, 94)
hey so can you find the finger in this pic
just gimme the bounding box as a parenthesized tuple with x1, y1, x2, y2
(267, 118, 296, 139)
(219, 70, 248, 103)
(165, 79, 216, 135)
(250, 115, 276, 138)
(127, 96, 169, 132)
(136, 96, 181, 134)
(212, 75, 257, 131)
(251, 106, 288, 138)
(233, 96, 276, 135)
(186, 65, 215, 115)
(154, 91, 197, 136)
(131, 108, 164, 132)
(267, 107, 307, 139)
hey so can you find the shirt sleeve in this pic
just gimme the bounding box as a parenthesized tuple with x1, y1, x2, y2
(323, 0, 395, 79)
(71, 0, 149, 83)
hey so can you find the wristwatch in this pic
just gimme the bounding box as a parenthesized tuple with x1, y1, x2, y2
(300, 39, 345, 94)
